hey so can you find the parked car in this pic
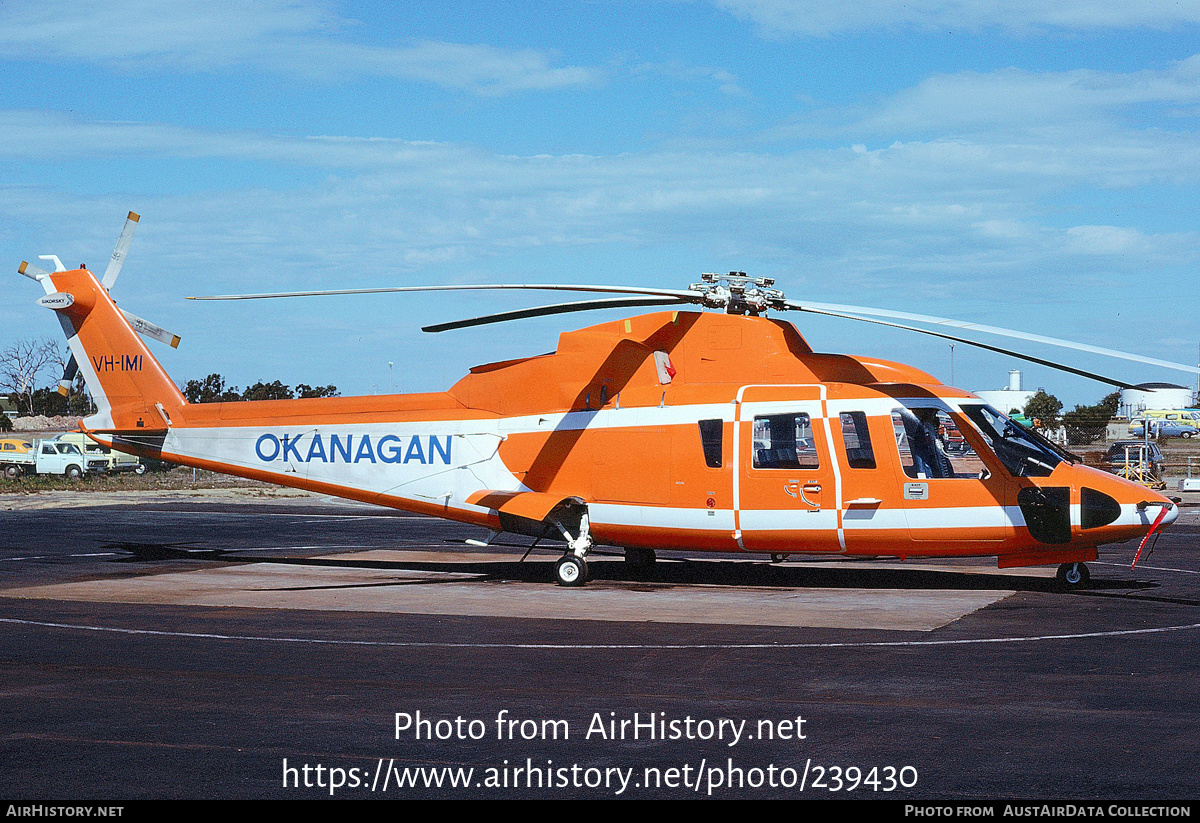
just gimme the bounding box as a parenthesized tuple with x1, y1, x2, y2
(1128, 419, 1199, 439)
(1103, 441, 1165, 475)
(0, 438, 33, 478)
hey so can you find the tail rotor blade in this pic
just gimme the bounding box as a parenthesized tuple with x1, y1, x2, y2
(18, 260, 51, 281)
(101, 211, 140, 291)
(57, 355, 79, 396)
(120, 309, 182, 348)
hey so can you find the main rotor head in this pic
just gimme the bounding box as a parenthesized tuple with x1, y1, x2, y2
(688, 271, 787, 315)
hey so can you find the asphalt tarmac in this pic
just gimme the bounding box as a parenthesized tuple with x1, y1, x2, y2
(2, 494, 1198, 800)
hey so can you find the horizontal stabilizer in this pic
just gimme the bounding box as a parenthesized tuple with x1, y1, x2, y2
(466, 489, 575, 522)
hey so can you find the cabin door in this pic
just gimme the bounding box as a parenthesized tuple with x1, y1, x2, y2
(735, 387, 841, 553)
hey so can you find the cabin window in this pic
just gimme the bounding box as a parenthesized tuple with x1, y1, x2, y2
(891, 407, 983, 479)
(752, 413, 819, 469)
(698, 419, 723, 468)
(839, 412, 875, 469)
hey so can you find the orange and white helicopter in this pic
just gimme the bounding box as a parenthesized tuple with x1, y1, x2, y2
(19, 214, 1191, 587)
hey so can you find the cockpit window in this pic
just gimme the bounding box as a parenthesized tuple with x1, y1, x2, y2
(958, 404, 1070, 478)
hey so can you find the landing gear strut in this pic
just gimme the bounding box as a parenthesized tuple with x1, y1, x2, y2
(550, 507, 593, 587)
(1055, 562, 1090, 589)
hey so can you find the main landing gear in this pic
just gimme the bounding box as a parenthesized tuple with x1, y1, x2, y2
(551, 508, 593, 587)
(1055, 562, 1091, 589)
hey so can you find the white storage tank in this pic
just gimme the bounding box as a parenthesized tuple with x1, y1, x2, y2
(974, 370, 1037, 415)
(1119, 383, 1195, 418)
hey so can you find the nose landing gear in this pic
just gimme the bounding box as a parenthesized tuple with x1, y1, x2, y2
(1055, 562, 1091, 589)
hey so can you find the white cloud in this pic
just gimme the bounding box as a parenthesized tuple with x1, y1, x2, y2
(0, 0, 600, 94)
(712, 0, 1200, 36)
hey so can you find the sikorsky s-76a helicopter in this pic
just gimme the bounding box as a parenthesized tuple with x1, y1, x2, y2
(19, 214, 1190, 587)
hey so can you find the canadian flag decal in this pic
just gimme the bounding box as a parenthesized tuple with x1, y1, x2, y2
(653, 350, 676, 384)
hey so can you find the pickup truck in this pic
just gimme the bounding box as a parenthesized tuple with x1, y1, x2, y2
(1, 438, 88, 478)
(47, 433, 143, 474)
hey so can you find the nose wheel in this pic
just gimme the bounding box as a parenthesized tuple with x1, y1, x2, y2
(554, 554, 588, 587)
(1056, 562, 1090, 589)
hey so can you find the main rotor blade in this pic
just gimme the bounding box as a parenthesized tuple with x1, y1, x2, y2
(789, 300, 1200, 377)
(101, 211, 140, 291)
(422, 297, 690, 333)
(189, 283, 700, 302)
(794, 304, 1140, 389)
(120, 309, 182, 348)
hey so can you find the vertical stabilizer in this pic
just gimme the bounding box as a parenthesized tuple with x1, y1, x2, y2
(40, 268, 186, 431)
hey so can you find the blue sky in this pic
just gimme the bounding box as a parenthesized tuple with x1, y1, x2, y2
(3, 0, 1199, 405)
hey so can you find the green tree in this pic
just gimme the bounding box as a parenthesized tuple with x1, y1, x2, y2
(241, 380, 294, 401)
(182, 374, 242, 403)
(182, 375, 340, 403)
(295, 383, 339, 398)
(1061, 391, 1121, 445)
(1024, 390, 1063, 430)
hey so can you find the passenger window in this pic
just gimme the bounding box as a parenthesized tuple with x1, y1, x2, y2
(840, 412, 875, 469)
(753, 413, 819, 469)
(698, 419, 723, 468)
(892, 408, 983, 479)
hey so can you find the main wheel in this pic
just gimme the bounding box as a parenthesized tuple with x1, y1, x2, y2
(554, 555, 588, 587)
(1056, 562, 1090, 588)
(3, 465, 21, 479)
(134, 463, 147, 475)
(65, 465, 83, 480)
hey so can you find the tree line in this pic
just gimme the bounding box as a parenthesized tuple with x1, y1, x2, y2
(1, 337, 338, 427)
(1021, 390, 1122, 446)
(181, 374, 339, 403)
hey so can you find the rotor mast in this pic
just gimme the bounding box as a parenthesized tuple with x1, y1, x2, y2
(689, 271, 787, 316)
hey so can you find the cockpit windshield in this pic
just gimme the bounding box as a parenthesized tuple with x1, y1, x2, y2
(958, 404, 1074, 478)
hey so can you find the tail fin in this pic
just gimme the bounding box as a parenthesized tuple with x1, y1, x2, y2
(40, 268, 186, 431)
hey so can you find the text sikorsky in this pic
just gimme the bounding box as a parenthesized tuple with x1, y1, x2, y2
(255, 433, 452, 465)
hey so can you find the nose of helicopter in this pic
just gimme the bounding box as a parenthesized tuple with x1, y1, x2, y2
(1081, 465, 1178, 539)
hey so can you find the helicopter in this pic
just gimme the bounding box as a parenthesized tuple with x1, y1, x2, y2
(18, 214, 1190, 588)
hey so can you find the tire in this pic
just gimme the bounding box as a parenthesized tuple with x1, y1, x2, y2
(554, 555, 588, 587)
(134, 463, 147, 475)
(3, 465, 21, 479)
(1055, 562, 1090, 589)
(1183, 431, 1194, 439)
(65, 465, 83, 480)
